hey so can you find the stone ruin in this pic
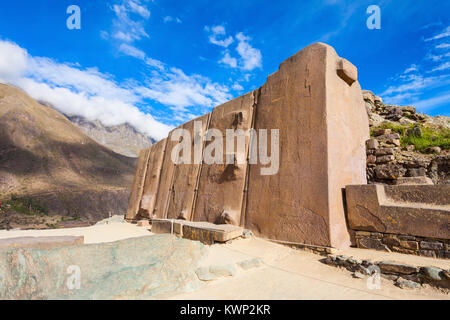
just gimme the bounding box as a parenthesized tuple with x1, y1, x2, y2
(126, 43, 449, 254)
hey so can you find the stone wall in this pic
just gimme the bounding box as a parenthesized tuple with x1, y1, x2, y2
(355, 231, 450, 259)
(127, 43, 370, 249)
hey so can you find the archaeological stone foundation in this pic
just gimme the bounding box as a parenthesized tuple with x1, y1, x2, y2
(126, 43, 450, 254)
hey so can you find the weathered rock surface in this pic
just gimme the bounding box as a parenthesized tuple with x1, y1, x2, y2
(346, 184, 450, 241)
(362, 90, 449, 185)
(0, 235, 206, 299)
(127, 43, 369, 249)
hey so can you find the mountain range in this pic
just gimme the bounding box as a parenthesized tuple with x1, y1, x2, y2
(0, 84, 139, 227)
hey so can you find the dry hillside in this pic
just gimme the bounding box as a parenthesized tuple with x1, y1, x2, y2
(0, 84, 137, 228)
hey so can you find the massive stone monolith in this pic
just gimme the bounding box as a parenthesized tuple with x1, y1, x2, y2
(126, 43, 369, 249)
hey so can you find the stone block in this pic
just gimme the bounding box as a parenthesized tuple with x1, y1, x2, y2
(367, 155, 377, 164)
(336, 58, 357, 85)
(377, 133, 401, 141)
(376, 155, 394, 163)
(418, 250, 436, 258)
(346, 184, 450, 240)
(374, 129, 391, 136)
(376, 261, 419, 275)
(400, 240, 419, 250)
(152, 219, 183, 235)
(407, 167, 426, 177)
(366, 138, 379, 149)
(0, 235, 205, 299)
(421, 266, 444, 281)
(126, 149, 151, 220)
(356, 237, 390, 252)
(137, 220, 150, 227)
(375, 148, 394, 156)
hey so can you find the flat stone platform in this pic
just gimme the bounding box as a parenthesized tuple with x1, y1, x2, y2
(0, 236, 84, 250)
(151, 219, 243, 244)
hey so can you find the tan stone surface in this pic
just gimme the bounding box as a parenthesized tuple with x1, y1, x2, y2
(125, 149, 151, 220)
(346, 184, 450, 240)
(0, 236, 84, 249)
(245, 43, 368, 248)
(138, 139, 167, 218)
(193, 92, 255, 225)
(137, 220, 150, 227)
(128, 43, 369, 249)
(151, 219, 243, 244)
(167, 115, 209, 220)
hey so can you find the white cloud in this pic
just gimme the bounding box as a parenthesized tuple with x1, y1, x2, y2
(0, 41, 28, 81)
(404, 64, 418, 73)
(137, 67, 232, 121)
(232, 82, 244, 91)
(381, 25, 450, 111)
(118, 43, 165, 71)
(101, 5, 233, 124)
(111, 1, 150, 43)
(0, 39, 171, 141)
(145, 57, 165, 71)
(206, 27, 262, 71)
(205, 25, 234, 48)
(100, 30, 109, 40)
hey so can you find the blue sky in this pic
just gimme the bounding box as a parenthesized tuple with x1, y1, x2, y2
(0, 0, 449, 139)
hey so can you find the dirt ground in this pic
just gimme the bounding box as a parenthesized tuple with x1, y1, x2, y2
(0, 221, 448, 300)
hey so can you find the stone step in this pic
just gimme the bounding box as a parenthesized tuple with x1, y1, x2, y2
(0, 236, 84, 250)
(151, 219, 244, 245)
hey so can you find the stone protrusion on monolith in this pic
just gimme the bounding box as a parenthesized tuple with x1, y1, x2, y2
(127, 42, 369, 249)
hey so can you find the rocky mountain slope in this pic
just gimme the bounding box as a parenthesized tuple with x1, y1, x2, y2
(363, 90, 449, 185)
(66, 115, 154, 157)
(0, 84, 137, 228)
